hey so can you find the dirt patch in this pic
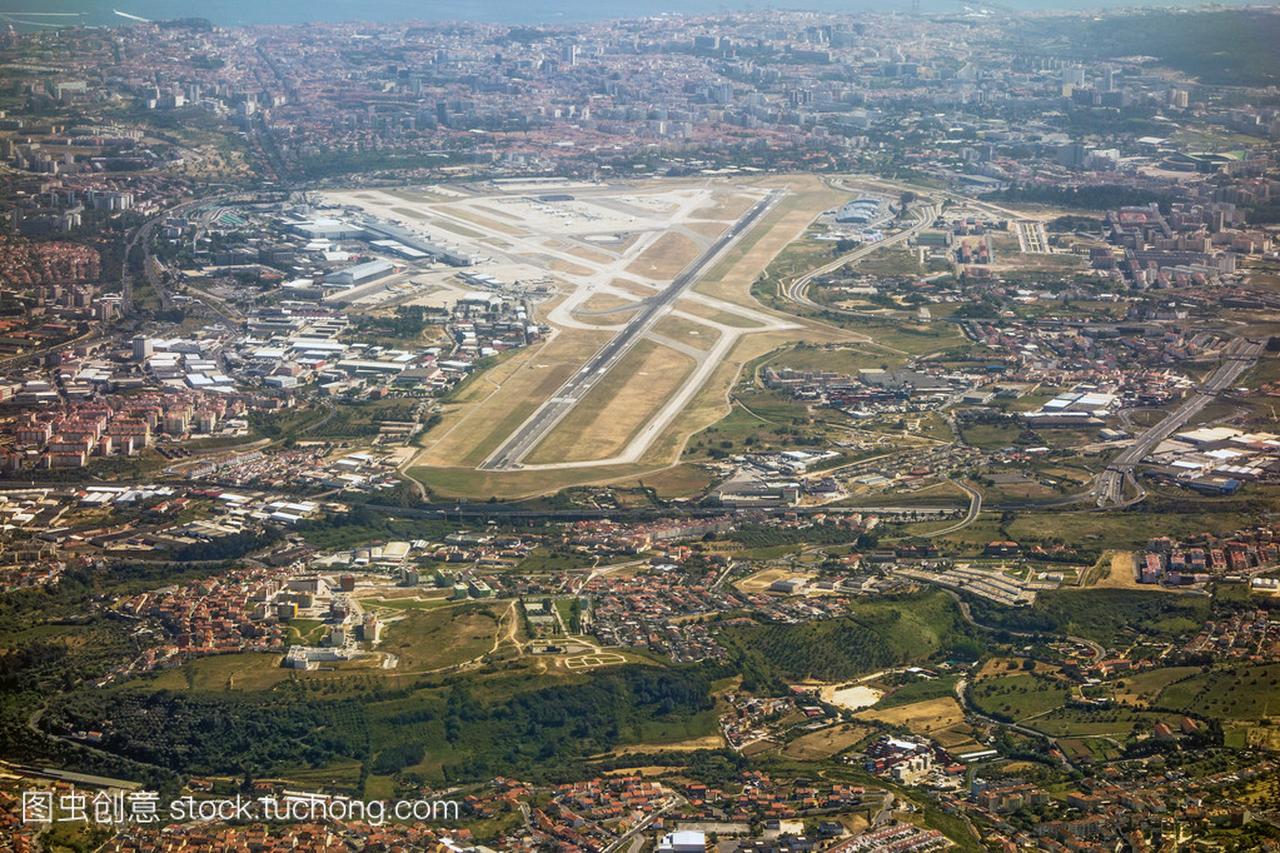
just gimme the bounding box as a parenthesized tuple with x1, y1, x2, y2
(606, 735, 726, 756)
(857, 696, 965, 734)
(782, 723, 872, 760)
(736, 568, 811, 593)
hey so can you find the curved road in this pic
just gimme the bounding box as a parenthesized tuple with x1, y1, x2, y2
(1093, 337, 1263, 506)
(783, 202, 939, 315)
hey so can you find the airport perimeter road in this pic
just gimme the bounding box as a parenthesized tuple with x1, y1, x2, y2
(1094, 336, 1264, 506)
(479, 190, 783, 471)
(783, 201, 938, 312)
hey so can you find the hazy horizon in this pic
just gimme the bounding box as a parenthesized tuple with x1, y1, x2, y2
(4, 0, 1278, 29)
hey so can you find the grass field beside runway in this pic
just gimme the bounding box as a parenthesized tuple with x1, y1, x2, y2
(652, 314, 722, 351)
(525, 339, 697, 464)
(415, 326, 614, 469)
(626, 230, 701, 279)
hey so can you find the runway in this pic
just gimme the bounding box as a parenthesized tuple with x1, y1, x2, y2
(479, 190, 783, 470)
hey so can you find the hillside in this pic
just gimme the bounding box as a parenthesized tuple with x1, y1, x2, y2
(720, 591, 980, 684)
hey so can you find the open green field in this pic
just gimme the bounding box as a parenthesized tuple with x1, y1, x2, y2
(271, 759, 365, 795)
(856, 321, 972, 356)
(960, 421, 1023, 450)
(1111, 666, 1202, 706)
(285, 617, 327, 645)
(849, 248, 924, 277)
(684, 392, 814, 461)
(909, 506, 1260, 556)
(630, 463, 715, 497)
(970, 672, 1072, 722)
(720, 590, 980, 683)
(1155, 663, 1280, 720)
(135, 652, 290, 693)
(768, 343, 903, 374)
(872, 674, 962, 710)
(1031, 707, 1181, 739)
(383, 604, 504, 672)
(1062, 737, 1124, 763)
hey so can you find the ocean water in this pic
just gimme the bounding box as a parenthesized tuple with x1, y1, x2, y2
(2, 0, 1271, 29)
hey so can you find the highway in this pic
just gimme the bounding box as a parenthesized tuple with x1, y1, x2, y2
(479, 190, 783, 470)
(1094, 336, 1264, 506)
(920, 477, 983, 537)
(122, 193, 240, 314)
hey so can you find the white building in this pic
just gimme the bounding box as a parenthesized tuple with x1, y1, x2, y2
(657, 830, 705, 853)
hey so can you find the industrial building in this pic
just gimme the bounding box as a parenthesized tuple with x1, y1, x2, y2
(324, 259, 396, 287)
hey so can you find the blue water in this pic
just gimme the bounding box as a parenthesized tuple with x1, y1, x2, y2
(2, 0, 1275, 27)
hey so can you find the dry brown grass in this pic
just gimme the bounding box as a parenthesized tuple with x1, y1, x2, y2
(675, 300, 766, 329)
(605, 734, 726, 756)
(608, 278, 661, 299)
(977, 657, 1064, 680)
(470, 203, 524, 222)
(415, 325, 612, 468)
(562, 242, 616, 265)
(930, 725, 984, 754)
(547, 256, 595, 276)
(407, 175, 871, 499)
(443, 206, 524, 236)
(652, 314, 721, 351)
(782, 723, 872, 760)
(573, 292, 641, 314)
(693, 192, 756, 220)
(526, 339, 695, 464)
(687, 220, 731, 239)
(412, 462, 679, 500)
(627, 231, 701, 280)
(1093, 551, 1142, 590)
(736, 568, 811, 593)
(857, 696, 965, 733)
